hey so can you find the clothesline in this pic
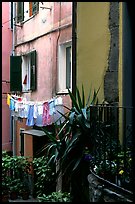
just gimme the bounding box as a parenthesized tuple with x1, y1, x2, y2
(6, 94, 65, 127)
(7, 94, 63, 106)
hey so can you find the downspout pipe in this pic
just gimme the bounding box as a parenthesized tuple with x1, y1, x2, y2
(12, 2, 15, 56)
(12, 2, 16, 156)
(72, 2, 77, 98)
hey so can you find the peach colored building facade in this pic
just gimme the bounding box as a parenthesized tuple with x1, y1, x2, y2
(10, 2, 72, 157)
(2, 2, 13, 152)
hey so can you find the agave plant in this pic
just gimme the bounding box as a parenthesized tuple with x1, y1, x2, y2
(42, 85, 100, 201)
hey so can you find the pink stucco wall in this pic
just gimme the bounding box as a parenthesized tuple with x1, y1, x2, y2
(15, 2, 72, 102)
(15, 2, 72, 156)
(2, 2, 12, 151)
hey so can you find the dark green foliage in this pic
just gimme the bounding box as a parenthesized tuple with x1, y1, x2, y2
(38, 191, 71, 202)
(2, 151, 32, 196)
(33, 156, 56, 197)
(42, 85, 100, 202)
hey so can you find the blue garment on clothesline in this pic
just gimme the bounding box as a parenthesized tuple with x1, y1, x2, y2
(26, 105, 35, 126)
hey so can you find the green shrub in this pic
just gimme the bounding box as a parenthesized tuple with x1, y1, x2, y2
(38, 190, 71, 202)
(33, 155, 56, 197)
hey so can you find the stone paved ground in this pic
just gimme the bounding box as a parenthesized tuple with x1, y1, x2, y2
(9, 196, 39, 202)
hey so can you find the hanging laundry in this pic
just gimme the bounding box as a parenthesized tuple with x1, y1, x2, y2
(23, 104, 29, 118)
(18, 103, 29, 118)
(33, 104, 38, 118)
(53, 105, 65, 125)
(35, 103, 44, 127)
(7, 94, 11, 106)
(49, 99, 55, 115)
(18, 97, 22, 102)
(26, 105, 35, 126)
(9, 98, 15, 111)
(54, 97, 63, 106)
(42, 102, 52, 126)
(14, 101, 19, 112)
(37, 104, 43, 115)
(52, 97, 64, 125)
(35, 114, 44, 127)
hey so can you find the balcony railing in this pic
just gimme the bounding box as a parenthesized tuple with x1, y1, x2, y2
(88, 105, 134, 193)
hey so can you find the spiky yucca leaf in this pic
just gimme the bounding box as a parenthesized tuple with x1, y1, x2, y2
(76, 86, 83, 109)
(82, 84, 85, 108)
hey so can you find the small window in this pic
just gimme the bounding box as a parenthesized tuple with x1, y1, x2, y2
(57, 42, 72, 93)
(32, 2, 39, 15)
(17, 2, 39, 23)
(22, 51, 37, 92)
(17, 2, 24, 23)
(10, 50, 37, 92)
(28, 2, 39, 18)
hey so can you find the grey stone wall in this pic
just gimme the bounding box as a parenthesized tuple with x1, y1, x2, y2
(104, 2, 119, 103)
(88, 172, 133, 202)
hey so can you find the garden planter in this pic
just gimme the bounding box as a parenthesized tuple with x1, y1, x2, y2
(2, 194, 9, 202)
(21, 191, 30, 200)
(10, 191, 18, 200)
(87, 170, 133, 202)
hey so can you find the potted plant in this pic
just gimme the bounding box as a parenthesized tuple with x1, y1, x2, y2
(32, 155, 56, 198)
(42, 86, 100, 202)
(20, 182, 30, 200)
(2, 182, 10, 202)
(37, 190, 71, 202)
(2, 151, 11, 202)
(9, 178, 23, 200)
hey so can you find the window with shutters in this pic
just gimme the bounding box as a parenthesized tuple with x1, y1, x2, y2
(22, 51, 37, 92)
(17, 2, 39, 23)
(57, 41, 72, 93)
(29, 2, 39, 16)
(17, 2, 24, 23)
(10, 51, 37, 92)
(10, 56, 22, 92)
(10, 2, 13, 29)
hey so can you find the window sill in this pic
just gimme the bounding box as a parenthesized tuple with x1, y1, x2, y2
(18, 12, 39, 25)
(22, 90, 32, 93)
(56, 89, 72, 95)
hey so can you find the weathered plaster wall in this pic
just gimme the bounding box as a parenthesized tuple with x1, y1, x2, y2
(15, 2, 72, 156)
(76, 2, 110, 103)
(104, 2, 119, 103)
(2, 2, 12, 151)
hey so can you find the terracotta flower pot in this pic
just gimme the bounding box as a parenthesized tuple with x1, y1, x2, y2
(21, 191, 30, 200)
(2, 194, 9, 202)
(10, 191, 18, 200)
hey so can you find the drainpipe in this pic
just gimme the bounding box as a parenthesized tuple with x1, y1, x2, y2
(72, 2, 77, 98)
(12, 2, 16, 156)
(12, 2, 15, 55)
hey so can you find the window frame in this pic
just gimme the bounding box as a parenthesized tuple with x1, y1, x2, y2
(17, 2, 24, 23)
(57, 41, 72, 94)
(10, 50, 37, 93)
(22, 50, 37, 92)
(17, 2, 39, 23)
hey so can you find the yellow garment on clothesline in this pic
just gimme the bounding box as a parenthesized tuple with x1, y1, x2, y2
(7, 94, 11, 106)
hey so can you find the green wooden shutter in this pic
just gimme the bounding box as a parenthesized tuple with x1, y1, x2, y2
(10, 56, 22, 92)
(30, 51, 36, 91)
(32, 2, 39, 15)
(11, 2, 13, 29)
(17, 2, 24, 23)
